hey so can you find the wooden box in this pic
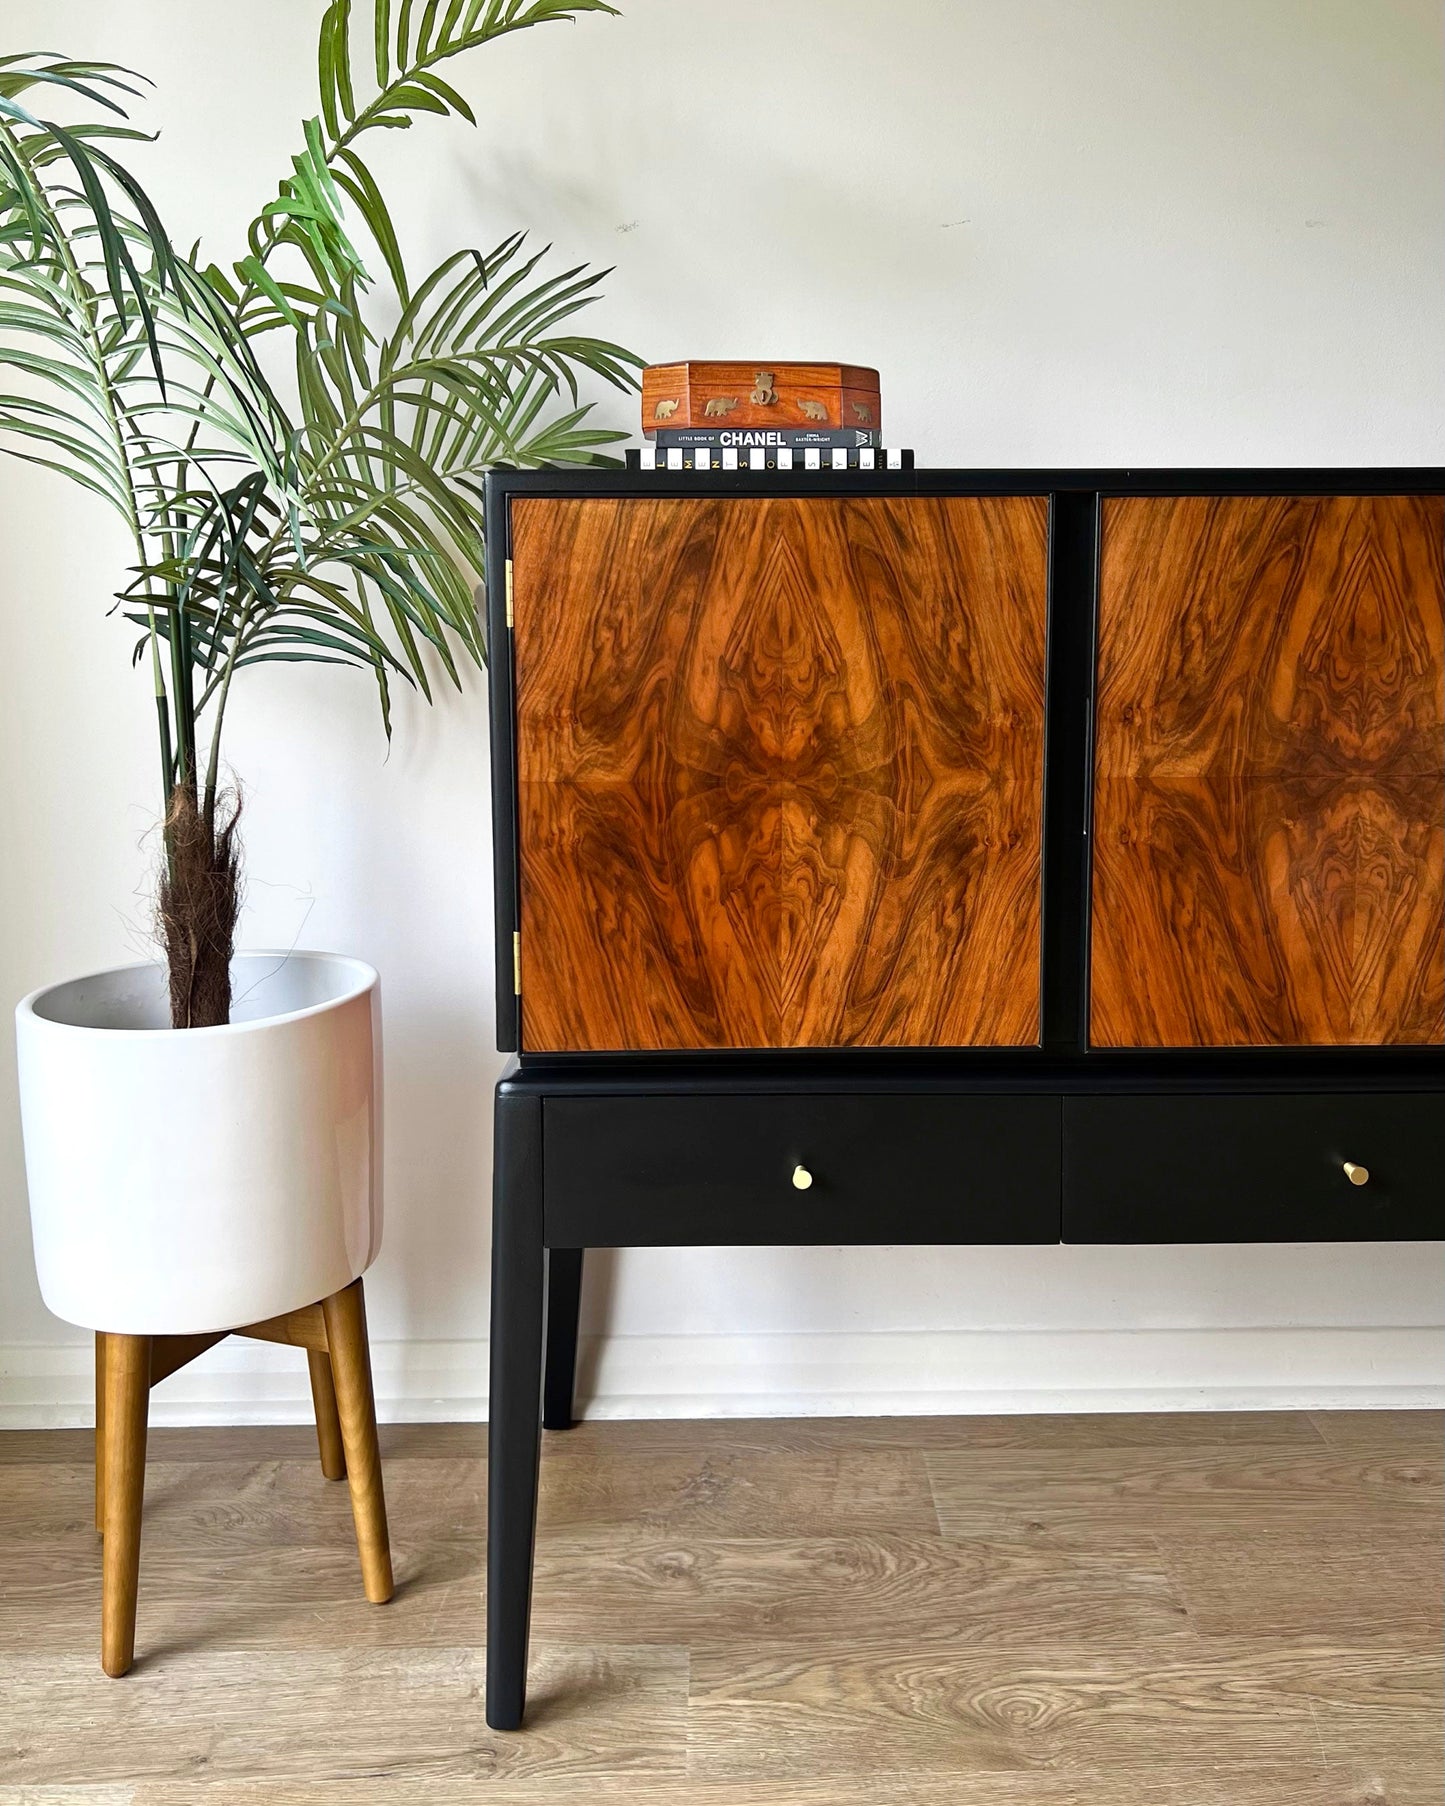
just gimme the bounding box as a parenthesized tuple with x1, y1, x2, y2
(641, 360, 881, 436)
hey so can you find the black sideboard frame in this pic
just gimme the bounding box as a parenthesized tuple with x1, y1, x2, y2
(481, 466, 1445, 1730)
(1040, 488, 1099, 1053)
(484, 472, 520, 1052)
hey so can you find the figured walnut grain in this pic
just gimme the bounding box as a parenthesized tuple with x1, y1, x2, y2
(1092, 494, 1445, 1047)
(512, 494, 1049, 1052)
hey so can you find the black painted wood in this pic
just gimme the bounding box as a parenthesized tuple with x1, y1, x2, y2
(543, 1247, 584, 1431)
(1040, 490, 1099, 1053)
(486, 1091, 544, 1731)
(484, 467, 1445, 1729)
(500, 1053, 1445, 1094)
(1063, 1093, 1445, 1243)
(488, 466, 1445, 506)
(543, 1094, 1062, 1247)
(485, 474, 520, 1052)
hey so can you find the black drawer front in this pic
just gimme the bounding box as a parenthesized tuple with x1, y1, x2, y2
(1064, 1093, 1444, 1243)
(545, 1095, 1061, 1247)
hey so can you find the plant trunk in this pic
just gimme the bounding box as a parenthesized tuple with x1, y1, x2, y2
(158, 783, 242, 1029)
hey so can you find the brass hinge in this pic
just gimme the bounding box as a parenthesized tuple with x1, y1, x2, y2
(504, 558, 514, 629)
(513, 929, 522, 995)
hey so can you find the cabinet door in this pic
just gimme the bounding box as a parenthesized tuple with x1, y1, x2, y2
(511, 494, 1049, 1052)
(1091, 494, 1445, 1047)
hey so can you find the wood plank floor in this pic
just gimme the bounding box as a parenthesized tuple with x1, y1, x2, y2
(0, 1411, 1440, 1802)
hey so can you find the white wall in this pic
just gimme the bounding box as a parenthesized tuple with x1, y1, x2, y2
(3, 0, 1443, 1425)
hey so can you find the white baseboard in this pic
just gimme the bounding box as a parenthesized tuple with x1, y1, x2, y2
(2, 1326, 1442, 1429)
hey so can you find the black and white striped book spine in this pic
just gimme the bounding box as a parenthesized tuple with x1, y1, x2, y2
(627, 446, 914, 472)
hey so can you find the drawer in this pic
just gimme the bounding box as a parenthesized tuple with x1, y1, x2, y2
(544, 1094, 1061, 1247)
(1064, 1093, 1444, 1242)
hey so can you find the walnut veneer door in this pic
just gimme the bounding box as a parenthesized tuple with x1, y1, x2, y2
(511, 494, 1049, 1051)
(1092, 494, 1445, 1047)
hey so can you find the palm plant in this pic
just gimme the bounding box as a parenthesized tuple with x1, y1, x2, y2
(0, 2, 639, 1027)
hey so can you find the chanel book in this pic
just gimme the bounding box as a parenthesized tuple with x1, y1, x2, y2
(654, 425, 883, 451)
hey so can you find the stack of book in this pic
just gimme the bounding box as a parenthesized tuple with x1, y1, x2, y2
(629, 360, 913, 472)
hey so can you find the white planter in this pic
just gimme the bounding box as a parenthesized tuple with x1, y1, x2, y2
(15, 951, 382, 1335)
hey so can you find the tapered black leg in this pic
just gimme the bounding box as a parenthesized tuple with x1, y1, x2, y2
(543, 1248, 584, 1430)
(486, 1091, 545, 1731)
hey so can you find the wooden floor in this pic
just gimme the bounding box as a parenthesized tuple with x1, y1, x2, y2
(0, 1410, 1440, 1803)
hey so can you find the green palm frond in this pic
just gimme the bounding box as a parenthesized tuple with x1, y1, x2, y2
(1, 54, 300, 802)
(240, 0, 619, 324)
(1, 59, 292, 511)
(142, 225, 638, 743)
(329, 0, 620, 151)
(1, 70, 164, 520)
(155, 0, 642, 738)
(371, 234, 640, 477)
(2, 10, 643, 824)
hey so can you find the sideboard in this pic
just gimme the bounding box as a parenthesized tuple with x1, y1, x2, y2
(481, 466, 1445, 1729)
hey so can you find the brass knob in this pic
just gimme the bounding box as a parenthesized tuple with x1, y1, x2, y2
(792, 1164, 813, 1191)
(1343, 1161, 1370, 1187)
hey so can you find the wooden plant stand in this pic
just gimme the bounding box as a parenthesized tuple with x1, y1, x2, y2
(93, 1275, 392, 1676)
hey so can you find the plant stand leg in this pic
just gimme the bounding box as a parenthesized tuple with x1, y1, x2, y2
(94, 1331, 107, 1534)
(100, 1332, 151, 1677)
(543, 1247, 584, 1431)
(321, 1279, 393, 1602)
(307, 1349, 347, 1480)
(487, 1091, 545, 1731)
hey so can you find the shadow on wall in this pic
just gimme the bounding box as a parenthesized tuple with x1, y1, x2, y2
(574, 1247, 620, 1408)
